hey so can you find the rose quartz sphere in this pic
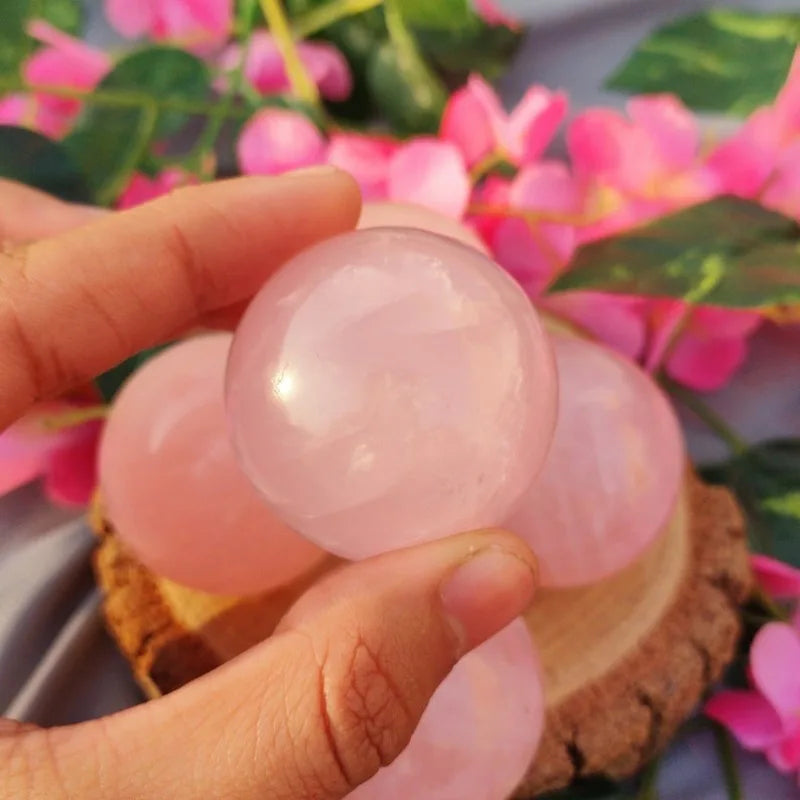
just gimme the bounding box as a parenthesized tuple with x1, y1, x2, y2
(506, 334, 685, 587)
(359, 202, 489, 254)
(226, 228, 557, 560)
(347, 619, 544, 800)
(99, 334, 324, 595)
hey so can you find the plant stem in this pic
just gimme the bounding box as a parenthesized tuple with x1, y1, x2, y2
(0, 75, 252, 120)
(40, 406, 109, 431)
(259, 0, 320, 106)
(293, 0, 384, 39)
(185, 0, 259, 178)
(752, 586, 791, 622)
(664, 378, 749, 457)
(383, 0, 431, 84)
(635, 759, 660, 800)
(713, 725, 744, 800)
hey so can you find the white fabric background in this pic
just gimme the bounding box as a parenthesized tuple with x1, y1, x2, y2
(2, 1, 799, 797)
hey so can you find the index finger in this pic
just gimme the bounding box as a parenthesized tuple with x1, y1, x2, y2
(0, 169, 361, 428)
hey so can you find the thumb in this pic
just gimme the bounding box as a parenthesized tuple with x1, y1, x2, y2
(5, 529, 537, 800)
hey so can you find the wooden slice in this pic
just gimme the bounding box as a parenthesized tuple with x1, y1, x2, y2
(91, 473, 750, 797)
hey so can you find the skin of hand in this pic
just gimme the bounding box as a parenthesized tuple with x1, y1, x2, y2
(0, 173, 539, 800)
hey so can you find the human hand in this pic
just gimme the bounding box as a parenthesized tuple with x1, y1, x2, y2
(0, 174, 538, 800)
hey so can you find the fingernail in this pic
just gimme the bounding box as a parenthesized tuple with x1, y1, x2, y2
(440, 546, 537, 654)
(287, 165, 341, 179)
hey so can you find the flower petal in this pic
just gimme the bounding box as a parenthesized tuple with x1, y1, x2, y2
(509, 87, 567, 165)
(762, 141, 800, 219)
(105, 0, 155, 38)
(0, 94, 30, 128)
(751, 622, 800, 724)
(472, 0, 519, 27)
(766, 732, 800, 773)
(237, 109, 326, 176)
(326, 133, 396, 200)
(510, 161, 580, 213)
(704, 690, 786, 750)
(707, 108, 781, 198)
(627, 94, 699, 170)
(752, 554, 800, 600)
(298, 40, 352, 101)
(543, 292, 647, 360)
(388, 138, 470, 219)
(659, 305, 762, 392)
(490, 217, 568, 297)
(117, 168, 195, 210)
(223, 31, 287, 95)
(773, 47, 800, 132)
(440, 74, 506, 167)
(44, 420, 102, 507)
(666, 327, 752, 392)
(568, 109, 656, 191)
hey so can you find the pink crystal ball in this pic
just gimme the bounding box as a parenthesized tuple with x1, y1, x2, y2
(506, 333, 685, 587)
(359, 201, 489, 254)
(347, 619, 544, 800)
(226, 228, 557, 559)
(99, 334, 324, 595)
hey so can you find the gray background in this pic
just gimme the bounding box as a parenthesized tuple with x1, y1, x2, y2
(2, 1, 800, 797)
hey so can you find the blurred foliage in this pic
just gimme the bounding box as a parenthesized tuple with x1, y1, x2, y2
(704, 439, 800, 567)
(607, 9, 800, 115)
(64, 48, 211, 205)
(551, 197, 800, 313)
(0, 125, 90, 201)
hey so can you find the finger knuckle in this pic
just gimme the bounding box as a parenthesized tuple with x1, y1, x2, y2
(318, 632, 413, 786)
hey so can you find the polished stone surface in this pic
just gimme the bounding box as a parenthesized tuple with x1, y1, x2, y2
(227, 228, 557, 559)
(506, 334, 685, 587)
(347, 619, 544, 800)
(99, 334, 324, 595)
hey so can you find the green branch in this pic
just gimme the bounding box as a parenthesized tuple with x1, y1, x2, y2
(293, 0, 384, 39)
(0, 75, 252, 120)
(713, 725, 743, 800)
(259, 0, 320, 106)
(185, 0, 259, 178)
(664, 378, 749, 456)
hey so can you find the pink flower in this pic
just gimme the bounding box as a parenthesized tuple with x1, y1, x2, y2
(220, 32, 351, 101)
(106, 0, 232, 49)
(441, 74, 567, 168)
(117, 168, 196, 209)
(709, 49, 800, 204)
(483, 161, 580, 295)
(752, 555, 800, 600)
(326, 133, 398, 200)
(388, 138, 471, 219)
(644, 301, 762, 392)
(0, 402, 102, 507)
(472, 0, 519, 27)
(543, 292, 647, 360)
(706, 621, 800, 780)
(326, 134, 471, 219)
(0, 21, 110, 138)
(237, 108, 326, 175)
(568, 95, 719, 242)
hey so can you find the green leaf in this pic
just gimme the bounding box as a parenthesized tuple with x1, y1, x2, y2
(703, 439, 800, 566)
(64, 47, 211, 205)
(607, 10, 800, 116)
(550, 197, 800, 311)
(415, 22, 521, 80)
(41, 0, 84, 35)
(95, 346, 169, 402)
(0, 125, 90, 202)
(0, 0, 84, 74)
(398, 0, 477, 31)
(0, 0, 31, 74)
